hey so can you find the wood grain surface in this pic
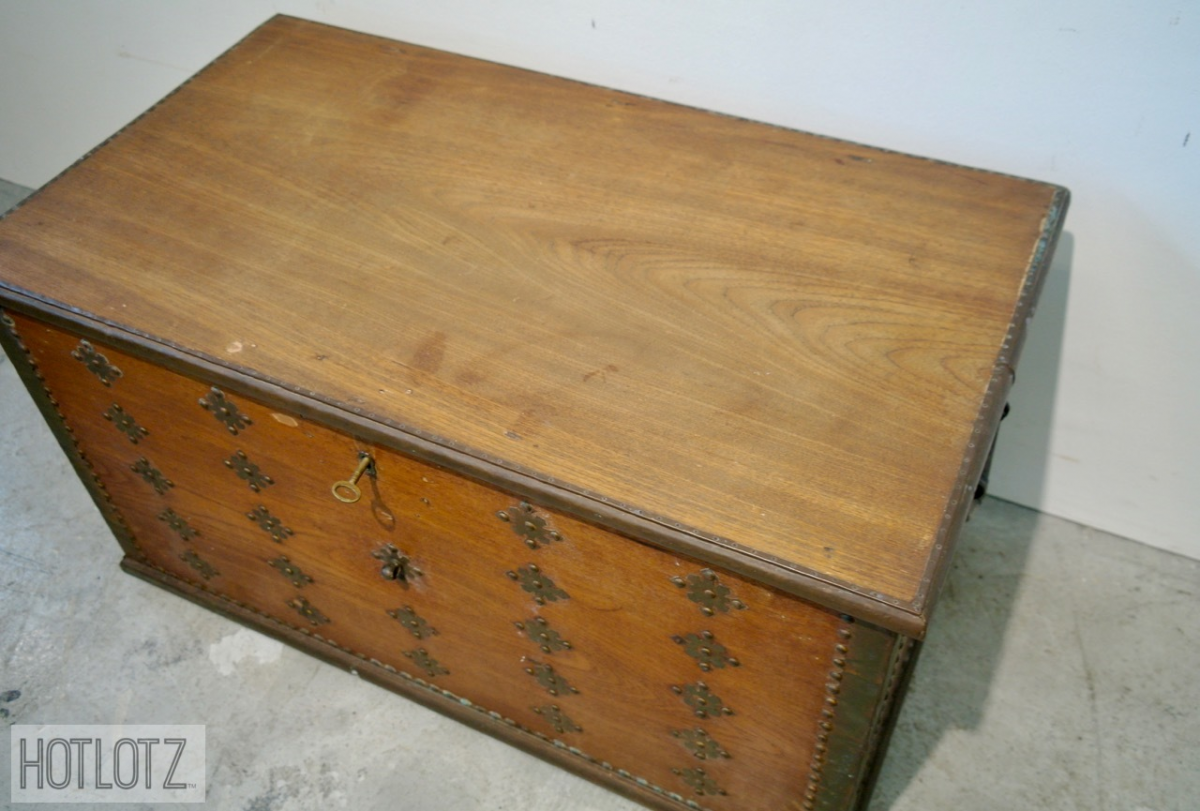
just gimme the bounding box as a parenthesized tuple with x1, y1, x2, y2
(0, 16, 1066, 619)
(9, 311, 900, 811)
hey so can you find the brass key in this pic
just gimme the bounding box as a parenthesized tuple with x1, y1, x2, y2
(331, 452, 373, 503)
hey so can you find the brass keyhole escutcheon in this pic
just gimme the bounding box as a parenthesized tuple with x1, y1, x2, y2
(373, 543, 421, 584)
(332, 452, 374, 503)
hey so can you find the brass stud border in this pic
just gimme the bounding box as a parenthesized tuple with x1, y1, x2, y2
(802, 617, 854, 811)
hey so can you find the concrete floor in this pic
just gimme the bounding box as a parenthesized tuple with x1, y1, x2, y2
(2, 177, 1198, 810)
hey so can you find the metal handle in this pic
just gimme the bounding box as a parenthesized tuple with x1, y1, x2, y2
(331, 453, 373, 503)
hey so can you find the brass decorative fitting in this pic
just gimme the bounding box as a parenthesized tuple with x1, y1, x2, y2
(199, 387, 253, 435)
(496, 501, 564, 549)
(670, 568, 747, 616)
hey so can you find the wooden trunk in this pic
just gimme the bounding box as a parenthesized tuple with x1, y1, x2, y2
(0, 16, 1067, 811)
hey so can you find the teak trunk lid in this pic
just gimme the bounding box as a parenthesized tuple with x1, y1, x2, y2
(0, 15, 1068, 637)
